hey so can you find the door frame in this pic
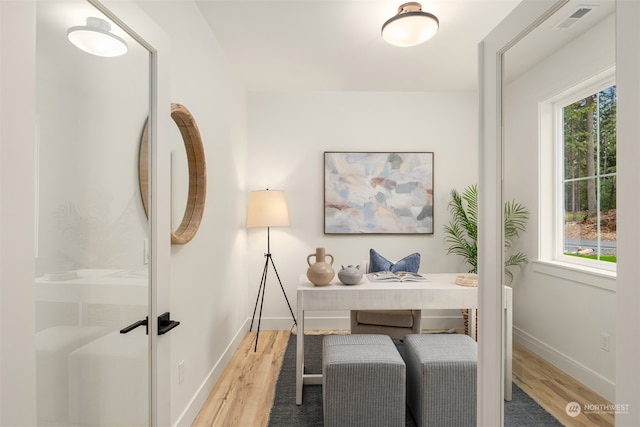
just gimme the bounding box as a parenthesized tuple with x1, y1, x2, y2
(479, 1, 573, 425)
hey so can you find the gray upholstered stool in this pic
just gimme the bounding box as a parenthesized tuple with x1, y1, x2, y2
(404, 333, 477, 427)
(322, 334, 406, 427)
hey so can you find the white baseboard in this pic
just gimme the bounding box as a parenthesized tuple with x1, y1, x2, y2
(513, 326, 615, 401)
(173, 319, 250, 427)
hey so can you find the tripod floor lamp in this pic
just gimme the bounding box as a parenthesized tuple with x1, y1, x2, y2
(247, 189, 297, 351)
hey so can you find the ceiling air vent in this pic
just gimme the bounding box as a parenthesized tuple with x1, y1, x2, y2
(556, 6, 594, 29)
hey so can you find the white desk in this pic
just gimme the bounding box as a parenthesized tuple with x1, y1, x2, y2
(296, 273, 513, 404)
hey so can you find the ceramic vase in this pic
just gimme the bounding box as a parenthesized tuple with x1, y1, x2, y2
(306, 247, 335, 286)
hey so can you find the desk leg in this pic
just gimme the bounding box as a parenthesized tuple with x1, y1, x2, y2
(504, 287, 513, 401)
(468, 308, 477, 341)
(296, 307, 304, 405)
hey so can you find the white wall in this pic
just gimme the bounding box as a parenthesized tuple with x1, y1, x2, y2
(246, 91, 478, 330)
(615, 1, 640, 423)
(503, 14, 616, 400)
(136, 2, 249, 426)
(1, 2, 38, 425)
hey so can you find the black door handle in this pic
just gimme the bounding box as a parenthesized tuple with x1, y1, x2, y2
(158, 312, 180, 335)
(120, 313, 180, 335)
(120, 317, 148, 334)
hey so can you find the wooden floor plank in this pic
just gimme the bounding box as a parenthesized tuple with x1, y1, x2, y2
(191, 331, 289, 427)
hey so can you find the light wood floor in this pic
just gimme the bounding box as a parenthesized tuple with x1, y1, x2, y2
(192, 330, 614, 427)
(513, 341, 614, 427)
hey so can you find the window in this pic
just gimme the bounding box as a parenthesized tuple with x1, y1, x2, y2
(557, 83, 616, 269)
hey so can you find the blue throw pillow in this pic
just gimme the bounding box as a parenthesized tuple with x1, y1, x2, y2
(368, 249, 420, 273)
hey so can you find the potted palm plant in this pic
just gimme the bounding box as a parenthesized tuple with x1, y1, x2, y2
(443, 184, 529, 338)
(443, 184, 529, 283)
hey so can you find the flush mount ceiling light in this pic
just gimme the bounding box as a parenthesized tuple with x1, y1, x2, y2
(67, 17, 128, 57)
(381, 2, 439, 47)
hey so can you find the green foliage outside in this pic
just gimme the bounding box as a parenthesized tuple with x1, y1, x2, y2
(563, 85, 616, 215)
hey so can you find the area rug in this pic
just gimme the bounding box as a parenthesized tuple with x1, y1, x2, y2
(268, 334, 562, 427)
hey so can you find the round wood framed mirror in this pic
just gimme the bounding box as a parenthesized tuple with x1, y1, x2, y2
(139, 103, 207, 245)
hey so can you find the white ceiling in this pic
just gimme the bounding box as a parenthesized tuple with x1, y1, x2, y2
(504, 0, 615, 83)
(195, 0, 523, 92)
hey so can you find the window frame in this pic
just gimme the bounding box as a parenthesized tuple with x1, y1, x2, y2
(540, 69, 616, 274)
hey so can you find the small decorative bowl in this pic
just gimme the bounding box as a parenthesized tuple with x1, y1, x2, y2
(337, 265, 363, 285)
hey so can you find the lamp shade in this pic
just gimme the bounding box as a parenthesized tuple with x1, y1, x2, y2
(247, 189, 290, 228)
(382, 2, 439, 47)
(67, 17, 128, 57)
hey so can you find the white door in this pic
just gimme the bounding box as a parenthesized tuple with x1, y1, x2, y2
(34, 1, 155, 424)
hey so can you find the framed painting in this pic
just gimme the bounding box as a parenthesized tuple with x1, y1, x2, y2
(324, 152, 434, 234)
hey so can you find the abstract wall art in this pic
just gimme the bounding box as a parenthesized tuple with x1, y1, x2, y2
(324, 152, 434, 234)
